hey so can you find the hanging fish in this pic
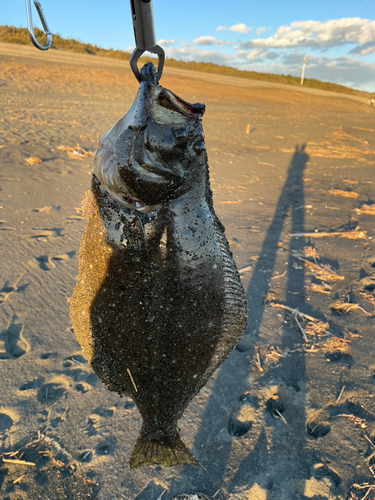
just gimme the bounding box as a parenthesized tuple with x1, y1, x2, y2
(70, 63, 248, 469)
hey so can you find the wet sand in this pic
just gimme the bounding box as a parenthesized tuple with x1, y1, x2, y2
(0, 51, 375, 500)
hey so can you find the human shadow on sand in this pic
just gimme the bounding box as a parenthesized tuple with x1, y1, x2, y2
(168, 145, 311, 499)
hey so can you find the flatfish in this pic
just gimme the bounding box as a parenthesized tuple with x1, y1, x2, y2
(70, 63, 248, 469)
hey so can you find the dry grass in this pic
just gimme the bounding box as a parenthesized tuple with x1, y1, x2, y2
(343, 179, 359, 185)
(291, 250, 345, 281)
(310, 282, 332, 295)
(25, 157, 42, 165)
(290, 231, 366, 239)
(359, 292, 375, 306)
(270, 303, 332, 344)
(1, 25, 375, 100)
(329, 188, 359, 198)
(57, 145, 94, 159)
(356, 204, 375, 215)
(303, 246, 320, 260)
(330, 300, 370, 316)
(280, 126, 375, 161)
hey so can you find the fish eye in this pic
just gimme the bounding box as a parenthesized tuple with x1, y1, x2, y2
(193, 141, 205, 155)
(175, 128, 188, 140)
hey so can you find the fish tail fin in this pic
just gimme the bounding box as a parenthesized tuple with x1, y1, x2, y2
(130, 432, 201, 469)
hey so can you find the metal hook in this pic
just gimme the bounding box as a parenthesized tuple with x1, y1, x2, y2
(129, 0, 165, 83)
(25, 0, 52, 51)
(130, 45, 165, 84)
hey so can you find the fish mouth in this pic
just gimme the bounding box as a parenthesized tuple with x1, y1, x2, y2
(93, 62, 206, 209)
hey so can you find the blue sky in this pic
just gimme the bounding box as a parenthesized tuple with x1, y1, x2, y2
(3, 0, 375, 91)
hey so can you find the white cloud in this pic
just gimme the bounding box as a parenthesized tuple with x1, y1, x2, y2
(217, 23, 252, 34)
(193, 50, 231, 65)
(256, 27, 271, 35)
(237, 17, 375, 52)
(349, 41, 375, 56)
(193, 36, 221, 46)
(192, 36, 235, 47)
(163, 46, 234, 66)
(157, 39, 176, 46)
(165, 47, 197, 57)
(241, 54, 375, 92)
(246, 49, 269, 60)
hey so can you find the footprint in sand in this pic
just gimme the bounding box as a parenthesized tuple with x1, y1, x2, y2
(65, 353, 87, 364)
(0, 320, 30, 359)
(75, 382, 91, 393)
(93, 406, 115, 418)
(40, 352, 58, 360)
(0, 274, 28, 304)
(38, 376, 69, 404)
(135, 480, 168, 500)
(28, 251, 76, 271)
(19, 378, 41, 391)
(0, 408, 19, 433)
(20, 227, 65, 241)
(64, 366, 97, 388)
(95, 435, 117, 456)
(0, 413, 14, 433)
(85, 415, 101, 437)
(307, 410, 331, 438)
(228, 405, 254, 436)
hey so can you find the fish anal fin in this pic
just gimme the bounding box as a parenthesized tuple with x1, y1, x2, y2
(130, 433, 201, 469)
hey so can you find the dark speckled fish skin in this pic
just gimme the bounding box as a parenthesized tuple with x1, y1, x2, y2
(70, 63, 248, 469)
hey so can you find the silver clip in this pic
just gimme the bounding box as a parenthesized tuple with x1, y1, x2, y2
(25, 0, 53, 51)
(129, 0, 165, 83)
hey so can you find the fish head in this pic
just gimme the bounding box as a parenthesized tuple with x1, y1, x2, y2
(93, 63, 206, 212)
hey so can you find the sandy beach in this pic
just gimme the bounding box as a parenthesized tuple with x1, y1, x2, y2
(0, 49, 375, 500)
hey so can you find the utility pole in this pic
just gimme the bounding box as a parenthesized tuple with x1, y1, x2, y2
(301, 56, 307, 86)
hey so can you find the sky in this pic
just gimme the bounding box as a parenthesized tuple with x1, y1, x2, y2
(3, 0, 375, 92)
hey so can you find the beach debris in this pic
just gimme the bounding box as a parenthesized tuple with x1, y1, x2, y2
(0, 432, 95, 497)
(290, 230, 366, 239)
(270, 303, 332, 343)
(333, 414, 367, 428)
(330, 300, 369, 316)
(32, 206, 52, 213)
(13, 474, 26, 484)
(271, 270, 286, 280)
(336, 385, 346, 404)
(356, 204, 375, 215)
(291, 250, 345, 281)
(322, 337, 352, 359)
(303, 246, 320, 261)
(359, 291, 375, 306)
(70, 63, 247, 469)
(2, 458, 35, 466)
(310, 282, 332, 295)
(238, 264, 253, 274)
(25, 156, 42, 165)
(173, 494, 214, 500)
(249, 344, 286, 373)
(57, 145, 94, 159)
(329, 188, 359, 198)
(350, 484, 375, 500)
(266, 395, 287, 424)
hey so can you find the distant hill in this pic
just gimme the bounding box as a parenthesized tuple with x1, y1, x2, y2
(1, 25, 374, 100)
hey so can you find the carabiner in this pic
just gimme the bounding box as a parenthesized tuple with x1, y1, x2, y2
(25, 0, 52, 51)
